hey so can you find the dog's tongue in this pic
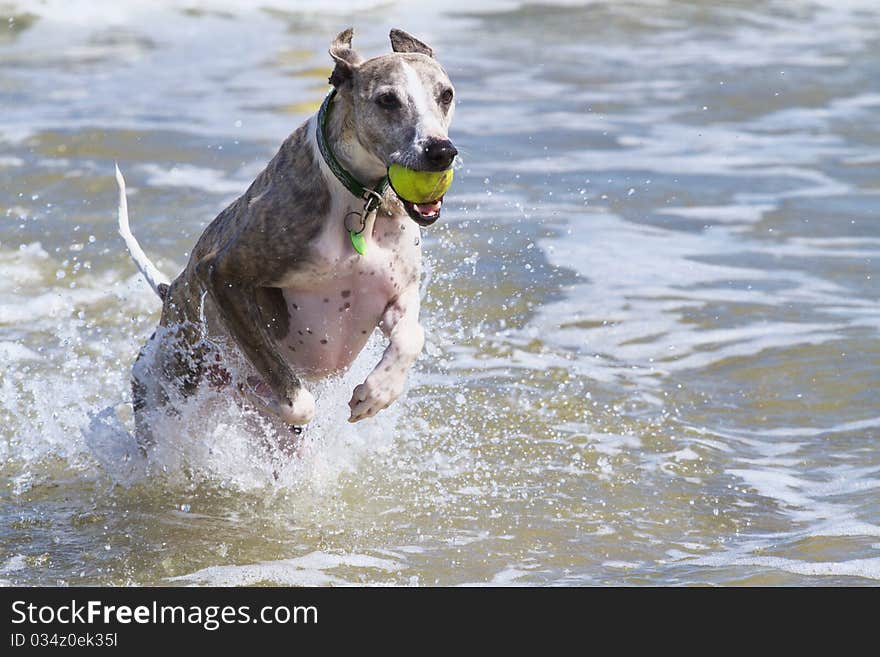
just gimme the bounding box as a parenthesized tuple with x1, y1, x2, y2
(414, 199, 442, 216)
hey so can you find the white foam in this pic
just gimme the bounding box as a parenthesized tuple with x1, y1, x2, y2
(0, 342, 40, 362)
(657, 204, 774, 224)
(727, 468, 815, 509)
(170, 551, 402, 586)
(0, 239, 403, 494)
(0, 555, 28, 574)
(138, 163, 248, 196)
(693, 553, 880, 581)
(487, 567, 531, 585)
(602, 560, 641, 569)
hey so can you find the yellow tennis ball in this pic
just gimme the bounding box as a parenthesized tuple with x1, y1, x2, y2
(388, 164, 454, 204)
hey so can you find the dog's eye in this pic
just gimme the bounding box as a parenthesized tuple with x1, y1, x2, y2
(375, 92, 401, 110)
(439, 88, 454, 105)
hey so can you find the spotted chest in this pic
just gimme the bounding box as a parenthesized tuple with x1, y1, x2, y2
(273, 212, 422, 377)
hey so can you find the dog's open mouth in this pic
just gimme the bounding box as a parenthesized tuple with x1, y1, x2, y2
(400, 196, 443, 226)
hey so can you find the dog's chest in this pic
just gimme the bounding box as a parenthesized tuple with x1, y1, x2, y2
(274, 214, 421, 376)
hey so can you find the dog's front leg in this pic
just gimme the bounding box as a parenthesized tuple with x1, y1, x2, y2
(349, 285, 425, 422)
(196, 253, 315, 426)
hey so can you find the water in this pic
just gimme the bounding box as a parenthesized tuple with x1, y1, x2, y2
(1, 0, 879, 586)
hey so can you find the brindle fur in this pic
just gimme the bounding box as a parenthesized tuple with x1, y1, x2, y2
(133, 122, 331, 438)
(130, 28, 456, 445)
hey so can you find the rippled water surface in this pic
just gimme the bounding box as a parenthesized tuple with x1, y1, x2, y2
(1, 0, 879, 585)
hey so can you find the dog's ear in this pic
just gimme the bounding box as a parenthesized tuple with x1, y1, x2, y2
(329, 28, 363, 87)
(389, 28, 434, 58)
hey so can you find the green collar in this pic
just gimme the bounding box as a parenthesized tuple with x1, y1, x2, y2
(316, 89, 389, 216)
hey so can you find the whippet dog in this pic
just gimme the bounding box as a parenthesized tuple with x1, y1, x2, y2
(116, 28, 457, 448)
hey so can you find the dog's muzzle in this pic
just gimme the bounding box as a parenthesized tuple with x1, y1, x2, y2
(400, 197, 444, 226)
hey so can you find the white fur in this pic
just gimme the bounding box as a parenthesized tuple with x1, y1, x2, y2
(115, 164, 170, 297)
(402, 62, 445, 144)
(284, 114, 426, 423)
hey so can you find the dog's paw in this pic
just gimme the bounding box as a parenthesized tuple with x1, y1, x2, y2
(348, 376, 403, 422)
(243, 377, 316, 426)
(275, 387, 316, 425)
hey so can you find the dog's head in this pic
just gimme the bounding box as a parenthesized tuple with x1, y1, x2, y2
(329, 28, 456, 225)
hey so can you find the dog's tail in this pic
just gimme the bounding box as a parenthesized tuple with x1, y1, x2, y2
(115, 164, 170, 301)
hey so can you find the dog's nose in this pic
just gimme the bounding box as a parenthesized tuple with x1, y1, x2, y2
(424, 138, 458, 170)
